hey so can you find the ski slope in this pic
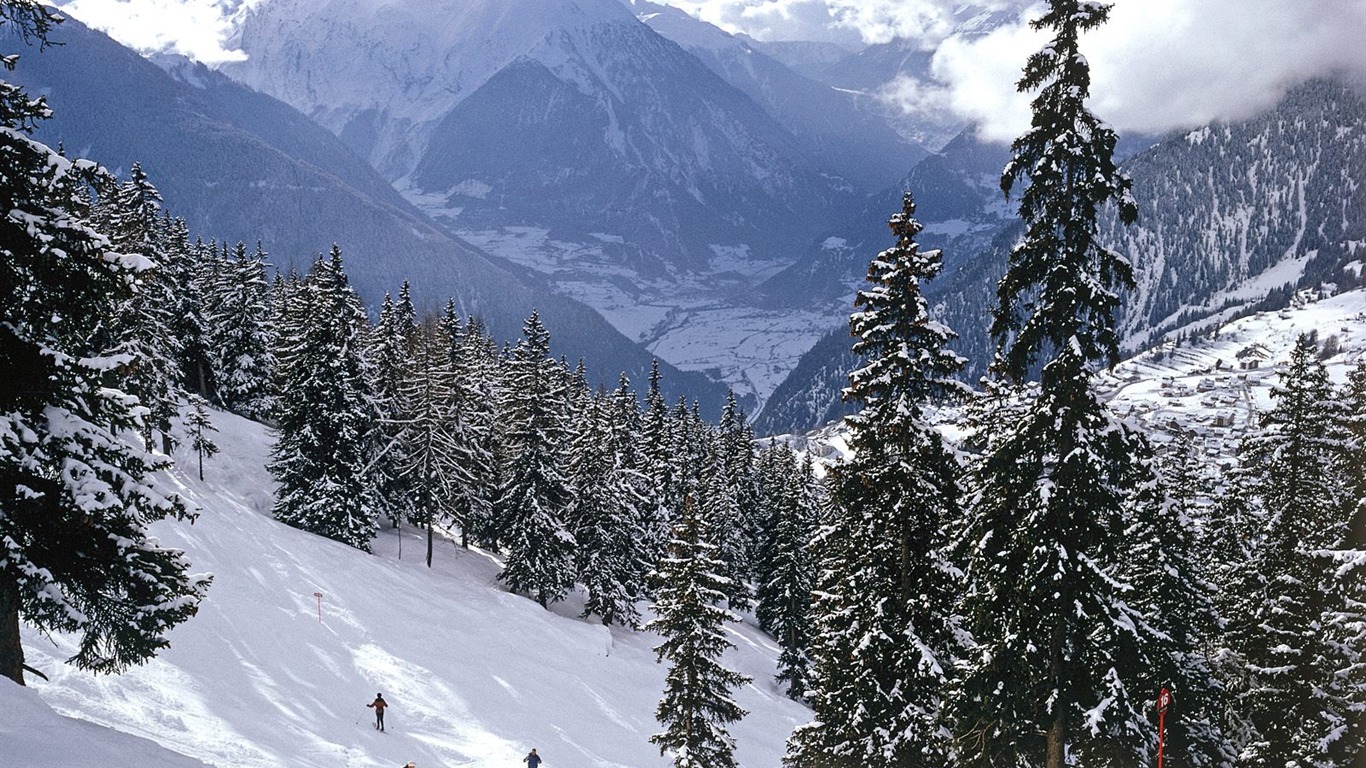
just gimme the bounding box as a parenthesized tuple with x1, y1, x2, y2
(12, 409, 809, 768)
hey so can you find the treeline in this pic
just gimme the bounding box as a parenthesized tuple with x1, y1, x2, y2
(76, 158, 826, 650)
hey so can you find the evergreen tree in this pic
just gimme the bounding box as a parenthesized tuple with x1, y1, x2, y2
(716, 391, 763, 582)
(567, 386, 651, 627)
(789, 192, 967, 768)
(953, 4, 1158, 768)
(206, 242, 275, 420)
(1332, 362, 1366, 768)
(269, 246, 379, 551)
(368, 285, 418, 528)
(1125, 436, 1233, 768)
(755, 443, 818, 699)
(185, 394, 220, 482)
(495, 311, 576, 607)
(0, 3, 209, 684)
(447, 309, 499, 550)
(100, 162, 184, 452)
(647, 497, 750, 768)
(634, 359, 673, 567)
(1232, 335, 1356, 768)
(161, 217, 211, 398)
(393, 317, 468, 567)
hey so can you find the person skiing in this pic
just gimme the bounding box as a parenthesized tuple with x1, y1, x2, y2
(523, 748, 542, 767)
(368, 693, 388, 731)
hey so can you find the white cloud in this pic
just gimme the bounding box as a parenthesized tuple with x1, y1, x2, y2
(50, 0, 1366, 140)
(55, 0, 256, 65)
(915, 0, 1366, 141)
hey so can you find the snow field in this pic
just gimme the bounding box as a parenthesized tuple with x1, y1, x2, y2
(17, 406, 809, 768)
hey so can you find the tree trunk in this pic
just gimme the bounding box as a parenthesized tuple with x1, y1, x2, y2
(0, 575, 26, 686)
(1046, 712, 1066, 768)
(426, 519, 434, 568)
(1047, 602, 1068, 768)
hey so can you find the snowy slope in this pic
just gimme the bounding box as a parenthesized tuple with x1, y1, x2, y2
(1098, 286, 1366, 454)
(16, 412, 808, 768)
(786, 287, 1366, 467)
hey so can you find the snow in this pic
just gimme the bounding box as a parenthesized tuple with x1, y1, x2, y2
(16, 408, 808, 767)
(787, 287, 1366, 473)
(224, 0, 640, 177)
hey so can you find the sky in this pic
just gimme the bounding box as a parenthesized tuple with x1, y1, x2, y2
(52, 0, 1366, 139)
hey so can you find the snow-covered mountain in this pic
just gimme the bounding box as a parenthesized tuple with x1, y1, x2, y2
(756, 79, 1366, 434)
(226, 0, 860, 265)
(223, 0, 895, 409)
(790, 286, 1366, 471)
(18, 12, 728, 412)
(15, 408, 806, 768)
(763, 3, 1028, 150)
(629, 0, 926, 191)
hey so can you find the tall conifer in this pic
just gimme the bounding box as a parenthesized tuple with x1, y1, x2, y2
(0, 3, 209, 684)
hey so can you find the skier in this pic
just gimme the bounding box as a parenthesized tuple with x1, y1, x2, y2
(367, 693, 388, 731)
(523, 748, 542, 767)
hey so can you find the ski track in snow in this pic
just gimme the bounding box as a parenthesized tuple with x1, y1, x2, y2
(13, 404, 808, 767)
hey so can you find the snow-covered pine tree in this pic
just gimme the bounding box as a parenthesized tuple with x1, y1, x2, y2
(206, 242, 275, 420)
(185, 394, 220, 482)
(99, 162, 184, 452)
(696, 439, 750, 612)
(1333, 360, 1366, 765)
(495, 311, 576, 607)
(788, 191, 967, 768)
(392, 315, 468, 567)
(447, 308, 499, 550)
(754, 442, 818, 700)
(368, 284, 418, 528)
(716, 390, 763, 583)
(1122, 436, 1233, 768)
(567, 386, 650, 628)
(0, 2, 210, 683)
(784, 472, 868, 768)
(647, 496, 750, 768)
(1326, 360, 1366, 768)
(1231, 334, 1356, 768)
(639, 358, 675, 565)
(268, 245, 380, 551)
(163, 217, 212, 398)
(952, 4, 1162, 768)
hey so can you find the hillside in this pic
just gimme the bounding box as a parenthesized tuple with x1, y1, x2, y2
(17, 12, 728, 414)
(792, 286, 1366, 469)
(15, 413, 807, 768)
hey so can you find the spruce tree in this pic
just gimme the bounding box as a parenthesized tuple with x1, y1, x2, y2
(495, 311, 576, 607)
(636, 359, 675, 567)
(447, 309, 499, 550)
(0, 2, 209, 684)
(393, 317, 466, 567)
(647, 497, 750, 768)
(1125, 436, 1233, 768)
(269, 246, 380, 551)
(100, 163, 184, 452)
(567, 387, 651, 628)
(185, 394, 220, 482)
(755, 443, 818, 700)
(952, 4, 1159, 768)
(1231, 335, 1356, 768)
(164, 218, 212, 398)
(1326, 362, 1366, 768)
(206, 242, 275, 420)
(789, 192, 967, 768)
(368, 285, 418, 528)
